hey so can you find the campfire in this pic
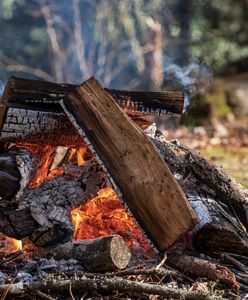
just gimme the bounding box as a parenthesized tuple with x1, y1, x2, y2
(0, 76, 248, 299)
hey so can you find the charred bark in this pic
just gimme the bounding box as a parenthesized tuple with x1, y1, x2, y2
(0, 157, 107, 247)
(146, 127, 248, 255)
(0, 105, 84, 146)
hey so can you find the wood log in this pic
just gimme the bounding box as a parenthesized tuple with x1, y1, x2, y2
(0, 105, 84, 146)
(0, 77, 184, 131)
(62, 77, 197, 251)
(48, 235, 131, 272)
(145, 127, 248, 255)
(0, 152, 20, 199)
(166, 254, 239, 290)
(151, 132, 248, 229)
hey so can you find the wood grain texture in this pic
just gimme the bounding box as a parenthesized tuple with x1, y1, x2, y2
(63, 77, 197, 251)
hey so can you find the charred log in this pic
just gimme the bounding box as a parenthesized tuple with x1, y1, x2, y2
(0, 149, 36, 202)
(0, 207, 38, 239)
(152, 132, 248, 229)
(0, 77, 184, 130)
(0, 157, 107, 246)
(146, 128, 248, 255)
(0, 105, 84, 146)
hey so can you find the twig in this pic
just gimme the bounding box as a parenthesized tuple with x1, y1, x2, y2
(34, 290, 56, 300)
(221, 254, 248, 273)
(156, 252, 167, 269)
(104, 267, 178, 279)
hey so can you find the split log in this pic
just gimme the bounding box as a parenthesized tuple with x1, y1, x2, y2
(47, 235, 131, 272)
(62, 77, 197, 251)
(166, 254, 239, 290)
(0, 276, 213, 299)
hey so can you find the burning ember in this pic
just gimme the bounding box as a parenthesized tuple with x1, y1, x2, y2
(72, 187, 153, 256)
(0, 234, 22, 254)
(1, 141, 153, 257)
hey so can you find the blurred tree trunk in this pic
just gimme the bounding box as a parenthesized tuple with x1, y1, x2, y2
(176, 0, 193, 65)
(139, 18, 163, 91)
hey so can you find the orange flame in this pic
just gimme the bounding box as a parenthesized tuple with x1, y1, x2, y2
(6, 237, 22, 252)
(71, 187, 153, 256)
(1, 142, 153, 257)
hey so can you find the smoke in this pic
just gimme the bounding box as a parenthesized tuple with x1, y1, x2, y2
(164, 57, 213, 112)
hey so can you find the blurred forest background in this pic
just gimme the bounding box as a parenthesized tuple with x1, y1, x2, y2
(0, 0, 248, 186)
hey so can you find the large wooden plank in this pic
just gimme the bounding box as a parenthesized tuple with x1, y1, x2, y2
(62, 77, 197, 251)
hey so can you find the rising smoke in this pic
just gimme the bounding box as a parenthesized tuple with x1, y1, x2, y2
(164, 57, 213, 112)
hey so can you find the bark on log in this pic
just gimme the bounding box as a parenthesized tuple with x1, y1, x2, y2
(62, 76, 197, 251)
(0, 276, 214, 299)
(166, 254, 239, 290)
(0, 152, 20, 200)
(49, 235, 131, 272)
(0, 207, 38, 239)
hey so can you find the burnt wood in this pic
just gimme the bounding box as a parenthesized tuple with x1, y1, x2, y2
(0, 105, 84, 146)
(62, 77, 197, 251)
(0, 149, 107, 246)
(18, 159, 107, 247)
(0, 76, 184, 130)
(152, 132, 248, 230)
(147, 128, 248, 255)
(50, 235, 131, 272)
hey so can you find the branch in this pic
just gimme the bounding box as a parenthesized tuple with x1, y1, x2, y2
(0, 276, 213, 299)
